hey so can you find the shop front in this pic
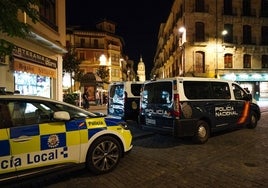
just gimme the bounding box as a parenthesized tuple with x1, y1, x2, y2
(222, 72, 268, 101)
(11, 46, 57, 98)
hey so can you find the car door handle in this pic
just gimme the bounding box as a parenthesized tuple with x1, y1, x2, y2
(13, 135, 32, 142)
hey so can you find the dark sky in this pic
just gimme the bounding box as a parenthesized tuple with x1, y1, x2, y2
(66, 0, 174, 78)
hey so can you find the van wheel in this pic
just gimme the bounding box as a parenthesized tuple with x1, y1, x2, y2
(193, 120, 210, 144)
(86, 136, 121, 174)
(247, 111, 257, 129)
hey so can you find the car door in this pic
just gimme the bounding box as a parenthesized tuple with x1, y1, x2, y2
(0, 103, 15, 176)
(8, 100, 80, 173)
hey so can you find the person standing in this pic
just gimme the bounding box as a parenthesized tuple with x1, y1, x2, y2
(83, 91, 89, 110)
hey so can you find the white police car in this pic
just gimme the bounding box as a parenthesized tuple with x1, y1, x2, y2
(0, 95, 133, 184)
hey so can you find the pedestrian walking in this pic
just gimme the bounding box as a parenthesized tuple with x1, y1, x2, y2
(82, 91, 89, 110)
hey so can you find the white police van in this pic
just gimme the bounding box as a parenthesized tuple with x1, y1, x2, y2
(108, 81, 144, 121)
(139, 77, 261, 144)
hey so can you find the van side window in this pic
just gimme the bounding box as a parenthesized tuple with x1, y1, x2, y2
(183, 81, 211, 99)
(184, 81, 231, 99)
(211, 82, 231, 99)
(232, 84, 246, 100)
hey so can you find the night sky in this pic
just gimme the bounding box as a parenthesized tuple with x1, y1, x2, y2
(66, 0, 174, 79)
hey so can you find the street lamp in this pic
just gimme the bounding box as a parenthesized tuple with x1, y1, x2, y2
(179, 27, 186, 76)
(215, 30, 228, 78)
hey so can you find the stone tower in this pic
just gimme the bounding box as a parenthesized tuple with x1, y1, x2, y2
(137, 56, 146, 81)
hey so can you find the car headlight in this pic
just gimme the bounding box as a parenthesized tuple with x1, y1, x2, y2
(119, 121, 129, 130)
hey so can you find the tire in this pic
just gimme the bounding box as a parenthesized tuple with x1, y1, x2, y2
(247, 111, 257, 129)
(192, 120, 210, 144)
(86, 136, 122, 174)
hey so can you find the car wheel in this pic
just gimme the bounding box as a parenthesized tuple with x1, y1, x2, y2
(192, 120, 210, 144)
(86, 136, 122, 174)
(247, 111, 257, 129)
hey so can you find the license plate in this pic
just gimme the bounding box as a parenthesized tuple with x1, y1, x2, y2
(146, 118, 156, 125)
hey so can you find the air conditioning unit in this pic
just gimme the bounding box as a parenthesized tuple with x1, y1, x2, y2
(0, 55, 10, 65)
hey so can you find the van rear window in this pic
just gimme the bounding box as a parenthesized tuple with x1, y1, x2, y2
(144, 82, 172, 104)
(183, 81, 230, 99)
(131, 84, 143, 96)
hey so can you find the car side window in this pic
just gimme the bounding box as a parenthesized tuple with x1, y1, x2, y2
(7, 101, 54, 127)
(232, 84, 246, 100)
(0, 103, 13, 128)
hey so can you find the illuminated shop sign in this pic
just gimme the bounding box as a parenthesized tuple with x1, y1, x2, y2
(222, 73, 268, 81)
(12, 46, 57, 69)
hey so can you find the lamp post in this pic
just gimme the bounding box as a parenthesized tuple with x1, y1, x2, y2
(179, 27, 186, 76)
(215, 30, 228, 78)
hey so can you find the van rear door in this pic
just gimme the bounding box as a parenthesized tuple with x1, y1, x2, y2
(108, 83, 125, 119)
(142, 81, 174, 133)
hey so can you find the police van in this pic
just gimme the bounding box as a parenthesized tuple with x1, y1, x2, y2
(139, 77, 261, 144)
(108, 81, 144, 121)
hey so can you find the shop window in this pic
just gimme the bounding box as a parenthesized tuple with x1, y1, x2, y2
(243, 54, 251, 68)
(224, 53, 233, 68)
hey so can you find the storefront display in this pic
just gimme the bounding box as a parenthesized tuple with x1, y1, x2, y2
(14, 71, 51, 98)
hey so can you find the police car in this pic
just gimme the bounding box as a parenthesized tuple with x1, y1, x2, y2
(0, 95, 133, 183)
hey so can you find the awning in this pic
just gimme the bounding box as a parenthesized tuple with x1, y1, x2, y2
(80, 72, 102, 85)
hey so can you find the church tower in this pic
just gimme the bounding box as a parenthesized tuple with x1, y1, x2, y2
(137, 56, 146, 81)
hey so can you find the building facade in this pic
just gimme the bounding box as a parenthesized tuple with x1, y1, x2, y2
(152, 0, 268, 100)
(66, 20, 136, 94)
(0, 0, 66, 100)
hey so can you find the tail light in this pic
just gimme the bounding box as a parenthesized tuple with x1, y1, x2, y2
(173, 93, 180, 117)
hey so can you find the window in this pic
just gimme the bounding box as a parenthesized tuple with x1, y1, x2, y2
(79, 52, 85, 60)
(242, 0, 251, 16)
(232, 84, 247, 100)
(195, 0, 205, 12)
(223, 24, 233, 43)
(80, 38, 85, 47)
(261, 0, 268, 17)
(243, 25, 252, 44)
(243, 54, 251, 68)
(261, 26, 268, 45)
(195, 51, 205, 73)
(39, 0, 57, 31)
(195, 22, 205, 42)
(144, 82, 172, 104)
(131, 84, 143, 97)
(93, 39, 99, 48)
(262, 55, 268, 68)
(183, 81, 230, 99)
(224, 54, 233, 68)
(223, 0, 233, 15)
